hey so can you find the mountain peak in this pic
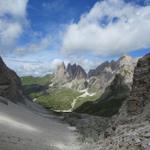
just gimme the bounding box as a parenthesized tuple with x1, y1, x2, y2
(118, 55, 133, 63)
(55, 62, 67, 80)
(55, 62, 87, 82)
(58, 62, 66, 69)
(67, 63, 87, 80)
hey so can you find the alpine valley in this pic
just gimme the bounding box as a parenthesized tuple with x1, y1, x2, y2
(0, 53, 150, 150)
(21, 55, 137, 113)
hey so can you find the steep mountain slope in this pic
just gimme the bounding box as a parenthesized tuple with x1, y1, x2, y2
(67, 63, 87, 80)
(0, 57, 26, 104)
(88, 55, 137, 93)
(75, 74, 130, 117)
(127, 53, 150, 115)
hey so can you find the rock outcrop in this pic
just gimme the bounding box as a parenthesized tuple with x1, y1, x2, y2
(0, 57, 25, 103)
(127, 53, 150, 115)
(88, 55, 137, 93)
(67, 63, 87, 80)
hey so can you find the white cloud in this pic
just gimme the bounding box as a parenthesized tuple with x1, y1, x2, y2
(62, 0, 150, 56)
(0, 0, 28, 52)
(0, 0, 28, 17)
(19, 63, 52, 76)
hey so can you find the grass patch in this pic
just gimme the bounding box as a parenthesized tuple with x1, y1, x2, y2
(73, 93, 101, 110)
(21, 74, 54, 86)
(35, 88, 81, 110)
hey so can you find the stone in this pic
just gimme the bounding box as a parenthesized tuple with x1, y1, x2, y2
(128, 53, 150, 115)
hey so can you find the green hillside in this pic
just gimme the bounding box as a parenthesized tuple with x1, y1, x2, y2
(21, 74, 54, 86)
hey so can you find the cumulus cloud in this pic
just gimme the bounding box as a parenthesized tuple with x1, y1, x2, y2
(62, 0, 150, 56)
(0, 0, 28, 52)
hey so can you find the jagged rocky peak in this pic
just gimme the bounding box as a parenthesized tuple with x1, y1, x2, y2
(88, 61, 112, 78)
(87, 55, 137, 93)
(127, 53, 150, 115)
(88, 55, 135, 78)
(117, 55, 137, 68)
(0, 56, 25, 103)
(66, 63, 87, 80)
(118, 55, 133, 63)
(55, 62, 87, 81)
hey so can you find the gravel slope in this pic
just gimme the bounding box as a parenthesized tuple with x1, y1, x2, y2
(0, 100, 81, 150)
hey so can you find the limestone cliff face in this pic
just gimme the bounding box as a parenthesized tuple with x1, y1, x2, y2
(54, 62, 87, 90)
(88, 55, 137, 93)
(127, 53, 150, 115)
(0, 57, 25, 103)
(67, 63, 87, 80)
(55, 62, 87, 81)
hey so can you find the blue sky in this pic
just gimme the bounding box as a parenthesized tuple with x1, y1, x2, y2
(0, 0, 150, 76)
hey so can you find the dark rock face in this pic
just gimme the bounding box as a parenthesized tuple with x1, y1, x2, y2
(67, 63, 87, 80)
(128, 53, 150, 115)
(0, 57, 25, 103)
(88, 61, 117, 78)
(88, 55, 135, 78)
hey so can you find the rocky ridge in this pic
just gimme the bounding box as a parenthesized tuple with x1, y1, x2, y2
(88, 55, 137, 93)
(53, 55, 137, 93)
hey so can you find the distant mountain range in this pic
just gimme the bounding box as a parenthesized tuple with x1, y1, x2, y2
(53, 55, 137, 93)
(20, 55, 138, 112)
